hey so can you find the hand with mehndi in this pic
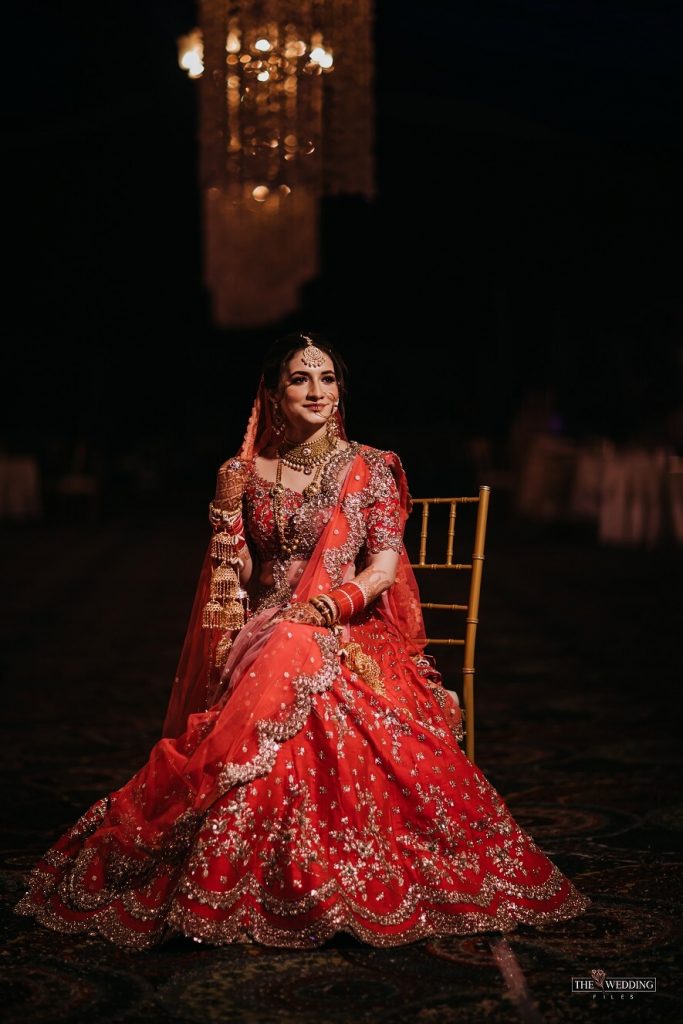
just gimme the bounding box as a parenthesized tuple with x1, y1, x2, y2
(272, 601, 327, 626)
(214, 459, 247, 512)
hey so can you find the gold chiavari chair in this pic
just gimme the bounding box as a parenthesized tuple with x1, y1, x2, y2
(408, 485, 491, 764)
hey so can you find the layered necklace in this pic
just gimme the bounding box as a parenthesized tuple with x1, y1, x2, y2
(271, 430, 338, 557)
(278, 430, 337, 475)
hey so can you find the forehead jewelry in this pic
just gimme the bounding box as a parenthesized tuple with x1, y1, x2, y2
(299, 334, 326, 368)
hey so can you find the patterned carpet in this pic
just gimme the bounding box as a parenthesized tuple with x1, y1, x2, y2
(1, 496, 681, 1023)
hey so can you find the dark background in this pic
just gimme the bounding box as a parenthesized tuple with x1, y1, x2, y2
(3, 7, 683, 1003)
(4, 0, 682, 505)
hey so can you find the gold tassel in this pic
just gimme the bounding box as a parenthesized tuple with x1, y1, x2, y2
(214, 631, 234, 671)
(342, 641, 386, 695)
(202, 594, 245, 631)
(211, 562, 239, 600)
(203, 551, 247, 632)
(211, 531, 239, 561)
(202, 598, 229, 629)
(222, 596, 245, 630)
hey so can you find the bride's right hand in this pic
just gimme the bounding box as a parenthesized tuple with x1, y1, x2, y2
(271, 601, 327, 627)
(214, 459, 247, 511)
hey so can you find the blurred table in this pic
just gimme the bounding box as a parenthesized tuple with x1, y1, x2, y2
(596, 445, 667, 546)
(0, 456, 42, 521)
(516, 435, 682, 545)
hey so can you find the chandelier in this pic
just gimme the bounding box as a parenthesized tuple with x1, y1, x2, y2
(178, 1, 375, 327)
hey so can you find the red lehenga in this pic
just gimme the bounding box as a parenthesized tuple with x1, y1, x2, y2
(14, 380, 591, 950)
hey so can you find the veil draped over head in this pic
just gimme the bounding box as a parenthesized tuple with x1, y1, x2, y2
(161, 374, 427, 739)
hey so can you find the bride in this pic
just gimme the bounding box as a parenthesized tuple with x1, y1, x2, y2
(14, 330, 591, 949)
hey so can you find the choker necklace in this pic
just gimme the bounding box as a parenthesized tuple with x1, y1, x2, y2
(278, 431, 336, 475)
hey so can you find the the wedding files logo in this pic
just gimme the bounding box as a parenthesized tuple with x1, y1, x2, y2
(571, 968, 657, 998)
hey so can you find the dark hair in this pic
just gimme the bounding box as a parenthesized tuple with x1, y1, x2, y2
(262, 330, 348, 419)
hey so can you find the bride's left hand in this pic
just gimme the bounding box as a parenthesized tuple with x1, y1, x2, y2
(272, 601, 326, 626)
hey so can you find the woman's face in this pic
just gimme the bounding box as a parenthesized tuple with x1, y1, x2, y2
(274, 349, 340, 438)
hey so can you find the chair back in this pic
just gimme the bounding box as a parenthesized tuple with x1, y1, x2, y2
(407, 485, 491, 763)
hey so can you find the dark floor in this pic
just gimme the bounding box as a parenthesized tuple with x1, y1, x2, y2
(1, 495, 681, 1023)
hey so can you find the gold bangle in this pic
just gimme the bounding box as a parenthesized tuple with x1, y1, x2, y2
(310, 597, 334, 626)
(306, 601, 328, 625)
(208, 501, 242, 526)
(316, 593, 340, 625)
(308, 598, 330, 624)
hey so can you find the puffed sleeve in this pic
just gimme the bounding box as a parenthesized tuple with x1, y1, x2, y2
(365, 455, 404, 554)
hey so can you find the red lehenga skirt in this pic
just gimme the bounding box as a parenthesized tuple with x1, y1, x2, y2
(14, 610, 591, 950)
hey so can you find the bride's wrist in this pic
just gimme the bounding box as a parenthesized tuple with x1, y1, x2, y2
(326, 581, 366, 624)
(309, 594, 340, 627)
(208, 502, 243, 529)
(277, 601, 326, 626)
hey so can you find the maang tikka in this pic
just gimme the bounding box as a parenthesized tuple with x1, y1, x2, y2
(299, 334, 326, 368)
(299, 335, 340, 437)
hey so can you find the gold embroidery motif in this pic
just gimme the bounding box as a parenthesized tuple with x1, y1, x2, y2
(342, 641, 386, 696)
(214, 632, 234, 672)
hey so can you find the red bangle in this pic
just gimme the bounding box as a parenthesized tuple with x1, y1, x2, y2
(327, 581, 365, 623)
(342, 581, 366, 611)
(217, 516, 243, 537)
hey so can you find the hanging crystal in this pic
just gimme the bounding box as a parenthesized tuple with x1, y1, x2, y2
(178, 0, 375, 326)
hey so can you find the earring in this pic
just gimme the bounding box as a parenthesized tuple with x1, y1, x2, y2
(326, 405, 340, 441)
(271, 400, 285, 439)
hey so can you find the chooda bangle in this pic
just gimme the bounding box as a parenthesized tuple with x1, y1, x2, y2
(326, 581, 366, 623)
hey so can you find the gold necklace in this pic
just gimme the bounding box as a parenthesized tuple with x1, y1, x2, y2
(270, 445, 335, 558)
(271, 459, 323, 558)
(278, 430, 336, 474)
